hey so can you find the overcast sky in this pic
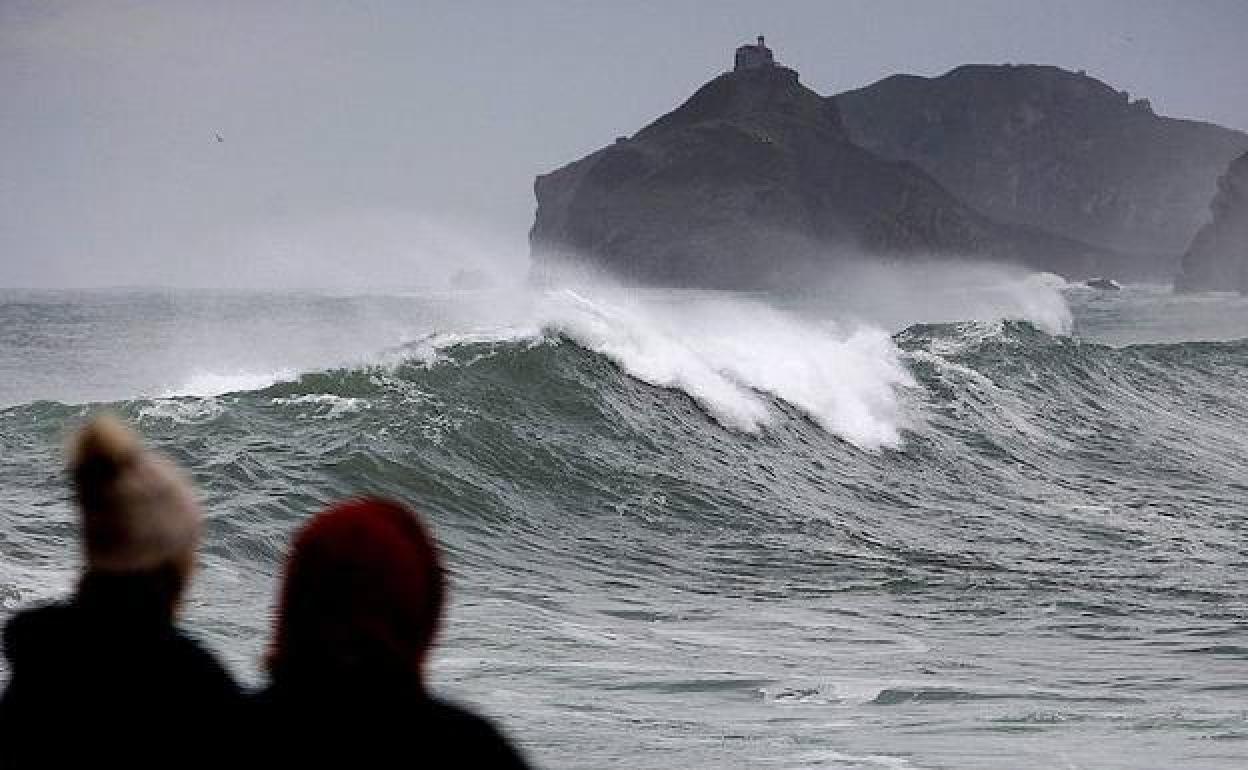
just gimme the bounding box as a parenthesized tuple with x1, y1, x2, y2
(3, 0, 1247, 288)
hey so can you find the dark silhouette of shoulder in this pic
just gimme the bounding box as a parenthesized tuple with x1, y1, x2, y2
(251, 681, 533, 768)
(1, 601, 241, 768)
(422, 697, 532, 768)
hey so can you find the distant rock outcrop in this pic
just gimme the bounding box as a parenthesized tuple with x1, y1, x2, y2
(531, 57, 1113, 288)
(835, 65, 1248, 277)
(1175, 151, 1248, 293)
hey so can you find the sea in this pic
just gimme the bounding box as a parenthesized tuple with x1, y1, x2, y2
(0, 267, 1245, 769)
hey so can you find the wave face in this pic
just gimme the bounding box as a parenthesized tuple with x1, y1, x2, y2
(1, 285, 1248, 768)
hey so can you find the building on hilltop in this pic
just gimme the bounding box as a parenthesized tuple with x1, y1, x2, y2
(734, 36, 774, 71)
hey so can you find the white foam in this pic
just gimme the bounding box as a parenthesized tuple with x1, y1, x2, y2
(827, 751, 919, 769)
(793, 750, 919, 769)
(159, 368, 297, 398)
(1005, 272, 1075, 334)
(136, 397, 225, 424)
(391, 327, 544, 368)
(270, 393, 368, 418)
(539, 289, 913, 450)
(904, 349, 995, 388)
(119, 260, 1067, 449)
(1029, 271, 1074, 291)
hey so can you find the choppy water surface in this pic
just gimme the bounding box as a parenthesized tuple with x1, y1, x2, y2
(1, 278, 1246, 769)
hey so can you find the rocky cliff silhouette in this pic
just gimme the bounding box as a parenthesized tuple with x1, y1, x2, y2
(1176, 151, 1248, 293)
(835, 65, 1248, 278)
(531, 61, 1115, 288)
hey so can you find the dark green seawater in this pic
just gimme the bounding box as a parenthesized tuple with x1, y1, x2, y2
(1, 278, 1246, 768)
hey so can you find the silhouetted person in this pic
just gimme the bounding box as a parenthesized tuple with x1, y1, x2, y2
(0, 415, 240, 769)
(254, 498, 532, 768)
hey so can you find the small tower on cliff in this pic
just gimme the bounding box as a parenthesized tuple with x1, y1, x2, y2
(734, 35, 775, 71)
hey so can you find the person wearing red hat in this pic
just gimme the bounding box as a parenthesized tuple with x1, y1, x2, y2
(254, 497, 532, 768)
(0, 414, 241, 768)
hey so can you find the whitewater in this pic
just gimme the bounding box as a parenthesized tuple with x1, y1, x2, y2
(1, 271, 1246, 769)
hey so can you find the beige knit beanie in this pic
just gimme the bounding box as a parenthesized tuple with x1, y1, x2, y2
(68, 414, 201, 573)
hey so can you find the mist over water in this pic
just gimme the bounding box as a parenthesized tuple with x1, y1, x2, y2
(803, 261, 1075, 336)
(0, 260, 1072, 449)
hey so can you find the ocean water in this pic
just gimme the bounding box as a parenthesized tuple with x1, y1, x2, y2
(0, 274, 1246, 769)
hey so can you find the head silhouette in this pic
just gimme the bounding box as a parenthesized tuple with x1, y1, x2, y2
(269, 498, 446, 682)
(68, 414, 202, 615)
(70, 414, 201, 573)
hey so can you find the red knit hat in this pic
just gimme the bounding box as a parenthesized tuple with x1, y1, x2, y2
(269, 498, 445, 679)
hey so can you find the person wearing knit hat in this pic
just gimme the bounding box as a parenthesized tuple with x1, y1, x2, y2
(71, 412, 202, 575)
(253, 498, 532, 768)
(0, 414, 241, 769)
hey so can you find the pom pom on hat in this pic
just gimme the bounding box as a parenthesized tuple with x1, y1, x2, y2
(69, 414, 201, 573)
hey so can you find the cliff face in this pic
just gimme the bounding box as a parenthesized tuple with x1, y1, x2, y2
(531, 66, 1109, 288)
(835, 65, 1248, 276)
(1176, 152, 1248, 293)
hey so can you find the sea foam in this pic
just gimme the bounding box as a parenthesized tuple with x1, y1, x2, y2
(159, 368, 297, 398)
(538, 290, 914, 450)
(134, 263, 1072, 452)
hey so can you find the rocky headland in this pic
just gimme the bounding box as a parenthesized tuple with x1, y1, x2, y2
(1176, 151, 1248, 293)
(530, 42, 1247, 288)
(835, 65, 1248, 277)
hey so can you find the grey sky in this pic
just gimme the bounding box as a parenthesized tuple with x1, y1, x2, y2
(3, 0, 1246, 288)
